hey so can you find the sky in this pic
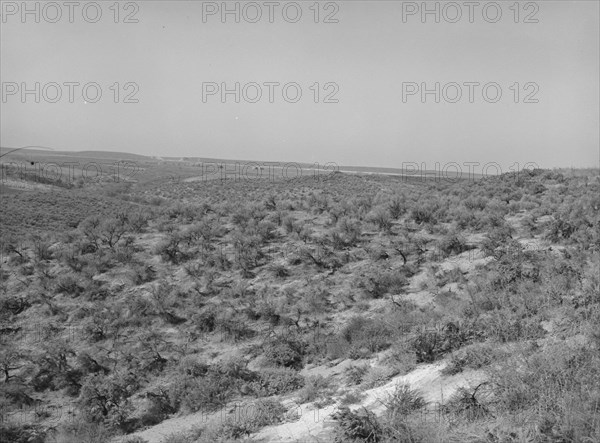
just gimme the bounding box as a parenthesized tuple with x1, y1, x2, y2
(1, 1, 598, 171)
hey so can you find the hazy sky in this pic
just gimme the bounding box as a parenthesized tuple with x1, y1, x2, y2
(1, 1, 598, 170)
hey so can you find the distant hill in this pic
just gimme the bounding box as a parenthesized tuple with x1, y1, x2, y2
(1, 148, 485, 179)
(60, 150, 151, 160)
(0, 148, 150, 161)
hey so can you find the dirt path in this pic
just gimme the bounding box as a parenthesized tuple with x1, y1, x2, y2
(113, 408, 218, 443)
(114, 359, 484, 443)
(252, 361, 486, 443)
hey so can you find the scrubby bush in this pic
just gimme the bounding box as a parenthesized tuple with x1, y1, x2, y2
(139, 388, 176, 426)
(154, 233, 187, 264)
(345, 363, 370, 385)
(357, 269, 408, 299)
(54, 274, 85, 296)
(340, 316, 395, 357)
(263, 335, 307, 369)
(129, 264, 157, 285)
(368, 209, 393, 232)
(463, 196, 488, 211)
(269, 262, 290, 278)
(442, 383, 491, 422)
(483, 309, 546, 343)
(127, 211, 149, 233)
(0, 424, 46, 443)
(298, 375, 336, 403)
(388, 196, 406, 219)
(168, 368, 236, 413)
(249, 367, 304, 396)
(361, 366, 398, 389)
(31, 341, 82, 394)
(412, 322, 473, 363)
(435, 232, 471, 258)
(384, 383, 426, 418)
(77, 372, 140, 431)
(214, 311, 253, 341)
(2, 235, 28, 264)
(198, 399, 287, 441)
(282, 216, 296, 234)
(332, 406, 382, 443)
(28, 233, 53, 260)
(79, 215, 130, 250)
(442, 342, 502, 375)
(488, 343, 600, 435)
(410, 200, 443, 225)
(337, 217, 362, 246)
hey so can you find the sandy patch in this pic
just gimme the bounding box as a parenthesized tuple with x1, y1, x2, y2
(253, 360, 485, 443)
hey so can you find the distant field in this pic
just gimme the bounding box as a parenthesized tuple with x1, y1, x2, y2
(1, 149, 486, 186)
(0, 189, 142, 241)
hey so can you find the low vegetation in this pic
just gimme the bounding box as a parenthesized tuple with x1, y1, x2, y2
(1, 161, 599, 442)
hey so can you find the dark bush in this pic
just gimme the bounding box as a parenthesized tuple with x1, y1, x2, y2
(54, 274, 84, 296)
(436, 233, 471, 258)
(249, 367, 304, 396)
(77, 372, 139, 431)
(155, 234, 187, 264)
(412, 322, 472, 363)
(341, 316, 394, 357)
(358, 269, 408, 299)
(442, 383, 491, 422)
(332, 406, 382, 443)
(0, 424, 45, 443)
(263, 335, 307, 369)
(441, 342, 500, 375)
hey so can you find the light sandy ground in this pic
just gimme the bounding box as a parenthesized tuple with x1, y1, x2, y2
(253, 361, 485, 443)
(506, 213, 565, 256)
(115, 408, 216, 443)
(113, 359, 485, 443)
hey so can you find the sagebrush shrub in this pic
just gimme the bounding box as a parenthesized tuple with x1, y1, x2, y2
(442, 383, 492, 422)
(358, 269, 408, 299)
(441, 342, 501, 375)
(332, 406, 382, 443)
(249, 367, 304, 396)
(54, 274, 84, 296)
(412, 325, 467, 364)
(384, 383, 426, 418)
(436, 232, 471, 258)
(129, 264, 156, 285)
(345, 364, 370, 385)
(263, 335, 306, 369)
(341, 316, 394, 357)
(168, 370, 235, 413)
(77, 372, 139, 431)
(298, 375, 335, 403)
